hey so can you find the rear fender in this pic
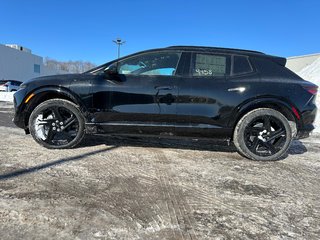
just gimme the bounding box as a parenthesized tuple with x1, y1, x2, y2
(229, 97, 299, 131)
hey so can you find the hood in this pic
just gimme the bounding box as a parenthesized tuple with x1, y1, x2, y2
(23, 74, 81, 86)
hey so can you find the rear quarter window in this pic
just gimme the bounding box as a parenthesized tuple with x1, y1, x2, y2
(232, 55, 253, 75)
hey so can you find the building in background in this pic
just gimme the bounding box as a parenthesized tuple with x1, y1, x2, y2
(286, 53, 320, 133)
(286, 53, 320, 82)
(0, 44, 67, 82)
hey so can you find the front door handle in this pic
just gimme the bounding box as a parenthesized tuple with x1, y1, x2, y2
(155, 86, 173, 91)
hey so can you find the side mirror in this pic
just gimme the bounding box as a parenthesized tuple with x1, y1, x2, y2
(104, 64, 118, 77)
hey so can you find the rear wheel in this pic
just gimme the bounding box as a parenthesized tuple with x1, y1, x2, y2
(29, 99, 85, 149)
(233, 108, 292, 161)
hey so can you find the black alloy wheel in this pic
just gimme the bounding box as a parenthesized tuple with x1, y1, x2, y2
(244, 115, 286, 156)
(233, 108, 293, 161)
(29, 99, 85, 149)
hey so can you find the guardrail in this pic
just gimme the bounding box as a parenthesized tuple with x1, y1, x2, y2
(0, 92, 14, 102)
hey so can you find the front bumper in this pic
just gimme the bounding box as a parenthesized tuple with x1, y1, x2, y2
(12, 88, 29, 130)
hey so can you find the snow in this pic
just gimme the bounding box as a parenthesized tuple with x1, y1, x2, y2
(0, 92, 14, 102)
(296, 57, 320, 133)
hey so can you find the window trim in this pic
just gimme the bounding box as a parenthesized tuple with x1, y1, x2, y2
(115, 50, 183, 77)
(231, 55, 254, 76)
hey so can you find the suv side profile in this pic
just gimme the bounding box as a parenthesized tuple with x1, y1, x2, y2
(13, 46, 318, 161)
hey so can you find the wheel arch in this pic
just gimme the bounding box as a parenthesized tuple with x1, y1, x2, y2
(23, 86, 88, 128)
(229, 97, 299, 134)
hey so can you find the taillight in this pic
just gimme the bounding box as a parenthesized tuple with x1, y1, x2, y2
(303, 85, 318, 95)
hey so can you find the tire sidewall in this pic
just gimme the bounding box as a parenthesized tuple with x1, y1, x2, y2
(234, 108, 292, 161)
(29, 99, 85, 149)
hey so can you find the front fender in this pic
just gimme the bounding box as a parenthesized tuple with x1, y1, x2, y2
(26, 86, 87, 111)
(16, 86, 90, 129)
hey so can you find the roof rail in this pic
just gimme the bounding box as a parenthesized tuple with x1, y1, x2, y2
(166, 45, 265, 55)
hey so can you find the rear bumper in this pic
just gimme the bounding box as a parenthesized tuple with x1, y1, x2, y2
(296, 106, 317, 139)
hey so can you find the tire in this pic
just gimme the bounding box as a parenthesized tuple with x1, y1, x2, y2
(233, 108, 292, 161)
(29, 99, 85, 149)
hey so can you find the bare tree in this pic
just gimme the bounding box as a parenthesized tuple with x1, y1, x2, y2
(44, 57, 96, 73)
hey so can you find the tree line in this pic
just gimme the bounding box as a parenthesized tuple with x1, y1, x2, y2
(44, 57, 96, 73)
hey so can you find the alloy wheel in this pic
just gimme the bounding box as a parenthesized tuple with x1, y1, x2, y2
(244, 115, 287, 157)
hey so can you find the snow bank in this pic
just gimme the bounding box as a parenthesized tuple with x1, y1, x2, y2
(0, 92, 14, 102)
(296, 57, 320, 133)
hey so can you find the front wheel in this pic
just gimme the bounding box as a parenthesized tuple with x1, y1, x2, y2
(29, 99, 85, 149)
(233, 108, 293, 161)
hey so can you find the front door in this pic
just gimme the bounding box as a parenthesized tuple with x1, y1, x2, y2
(91, 50, 183, 134)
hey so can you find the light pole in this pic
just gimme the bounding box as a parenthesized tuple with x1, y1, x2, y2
(113, 38, 126, 59)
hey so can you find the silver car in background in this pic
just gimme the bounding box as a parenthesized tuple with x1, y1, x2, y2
(0, 80, 22, 92)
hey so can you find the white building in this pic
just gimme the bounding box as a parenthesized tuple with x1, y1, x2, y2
(0, 44, 66, 82)
(286, 53, 320, 79)
(286, 53, 320, 133)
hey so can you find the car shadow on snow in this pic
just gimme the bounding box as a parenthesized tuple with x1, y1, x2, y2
(78, 135, 308, 155)
(0, 146, 119, 181)
(79, 135, 308, 159)
(0, 138, 308, 181)
(78, 134, 237, 153)
(288, 140, 308, 155)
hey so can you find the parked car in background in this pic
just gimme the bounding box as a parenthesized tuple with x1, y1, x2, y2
(13, 46, 318, 161)
(0, 80, 22, 92)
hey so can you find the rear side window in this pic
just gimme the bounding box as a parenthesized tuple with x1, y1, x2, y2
(232, 55, 253, 75)
(191, 53, 230, 77)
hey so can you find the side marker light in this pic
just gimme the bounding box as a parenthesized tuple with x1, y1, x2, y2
(25, 93, 35, 103)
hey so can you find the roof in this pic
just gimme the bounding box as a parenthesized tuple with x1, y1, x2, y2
(87, 45, 283, 74)
(166, 45, 266, 56)
(166, 45, 286, 66)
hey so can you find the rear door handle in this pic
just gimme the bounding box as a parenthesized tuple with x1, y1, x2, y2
(228, 87, 246, 92)
(155, 86, 173, 91)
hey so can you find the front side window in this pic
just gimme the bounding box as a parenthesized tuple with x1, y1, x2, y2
(117, 51, 181, 76)
(192, 53, 230, 77)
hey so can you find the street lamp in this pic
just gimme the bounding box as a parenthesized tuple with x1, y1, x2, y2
(113, 38, 126, 59)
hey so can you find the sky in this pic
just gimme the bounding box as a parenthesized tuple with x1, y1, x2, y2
(0, 0, 319, 65)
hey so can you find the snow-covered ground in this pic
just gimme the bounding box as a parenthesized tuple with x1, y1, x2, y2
(0, 92, 14, 102)
(295, 56, 320, 133)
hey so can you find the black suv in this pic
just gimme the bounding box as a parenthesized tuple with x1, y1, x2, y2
(13, 46, 318, 161)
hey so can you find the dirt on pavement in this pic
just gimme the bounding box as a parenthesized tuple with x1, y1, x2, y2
(0, 102, 319, 239)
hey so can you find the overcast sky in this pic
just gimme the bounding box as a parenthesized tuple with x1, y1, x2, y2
(1, 0, 319, 64)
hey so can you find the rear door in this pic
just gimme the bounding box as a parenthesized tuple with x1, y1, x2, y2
(176, 52, 233, 137)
